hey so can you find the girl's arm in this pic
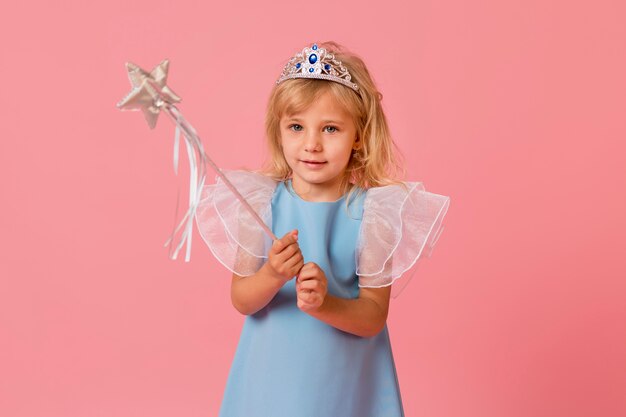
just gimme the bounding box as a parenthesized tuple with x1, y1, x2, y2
(306, 286, 391, 338)
(230, 263, 285, 315)
(231, 230, 304, 315)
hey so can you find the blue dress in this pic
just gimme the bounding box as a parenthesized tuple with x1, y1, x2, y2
(218, 179, 405, 417)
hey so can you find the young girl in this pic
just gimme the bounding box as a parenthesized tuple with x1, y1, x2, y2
(195, 41, 450, 417)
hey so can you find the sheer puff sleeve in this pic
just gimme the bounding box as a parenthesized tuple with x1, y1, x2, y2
(194, 169, 278, 276)
(356, 182, 450, 289)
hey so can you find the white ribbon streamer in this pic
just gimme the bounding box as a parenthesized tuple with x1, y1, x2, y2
(160, 104, 275, 262)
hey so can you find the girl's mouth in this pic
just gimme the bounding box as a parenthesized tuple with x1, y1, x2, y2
(300, 160, 327, 169)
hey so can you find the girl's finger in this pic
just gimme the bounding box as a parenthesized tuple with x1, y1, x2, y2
(285, 251, 303, 269)
(298, 279, 319, 290)
(274, 246, 298, 268)
(297, 267, 318, 279)
(299, 262, 314, 272)
(277, 241, 298, 260)
(295, 271, 308, 283)
(304, 291, 320, 303)
(297, 289, 315, 300)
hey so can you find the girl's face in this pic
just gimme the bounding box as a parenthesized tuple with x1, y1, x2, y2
(279, 90, 358, 202)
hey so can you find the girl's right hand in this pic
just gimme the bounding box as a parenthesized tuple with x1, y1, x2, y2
(265, 229, 304, 283)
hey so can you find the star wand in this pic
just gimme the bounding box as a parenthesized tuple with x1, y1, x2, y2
(116, 59, 277, 262)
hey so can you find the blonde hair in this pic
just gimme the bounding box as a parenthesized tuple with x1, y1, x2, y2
(259, 41, 407, 211)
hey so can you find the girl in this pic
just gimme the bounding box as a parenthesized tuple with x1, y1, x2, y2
(195, 41, 450, 417)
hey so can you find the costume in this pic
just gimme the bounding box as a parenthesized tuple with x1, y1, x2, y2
(118, 42, 452, 415)
(195, 170, 450, 417)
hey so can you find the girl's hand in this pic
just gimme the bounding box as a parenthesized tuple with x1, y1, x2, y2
(296, 262, 328, 312)
(265, 229, 304, 284)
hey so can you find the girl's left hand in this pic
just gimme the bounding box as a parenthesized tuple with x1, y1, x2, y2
(295, 262, 328, 312)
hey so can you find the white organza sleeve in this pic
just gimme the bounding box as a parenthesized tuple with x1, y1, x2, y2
(194, 169, 277, 276)
(356, 182, 450, 288)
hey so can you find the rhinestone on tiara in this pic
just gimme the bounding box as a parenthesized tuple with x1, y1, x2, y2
(276, 43, 359, 92)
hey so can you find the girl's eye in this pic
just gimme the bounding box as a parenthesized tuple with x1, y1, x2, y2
(287, 124, 339, 133)
(288, 124, 303, 132)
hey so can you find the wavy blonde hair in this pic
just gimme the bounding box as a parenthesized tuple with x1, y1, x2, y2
(259, 41, 407, 211)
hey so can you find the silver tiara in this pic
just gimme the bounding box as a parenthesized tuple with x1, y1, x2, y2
(276, 43, 359, 92)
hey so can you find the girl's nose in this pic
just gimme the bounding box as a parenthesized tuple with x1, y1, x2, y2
(304, 132, 322, 152)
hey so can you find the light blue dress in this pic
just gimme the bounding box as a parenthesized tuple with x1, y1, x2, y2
(218, 179, 405, 417)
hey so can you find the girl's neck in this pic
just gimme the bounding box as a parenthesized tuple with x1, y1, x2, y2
(289, 177, 347, 202)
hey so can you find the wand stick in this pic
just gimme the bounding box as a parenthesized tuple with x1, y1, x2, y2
(117, 59, 277, 262)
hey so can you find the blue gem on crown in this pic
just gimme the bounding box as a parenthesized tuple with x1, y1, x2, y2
(276, 43, 359, 92)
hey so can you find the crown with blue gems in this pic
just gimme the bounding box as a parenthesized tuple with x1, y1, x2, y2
(276, 43, 359, 92)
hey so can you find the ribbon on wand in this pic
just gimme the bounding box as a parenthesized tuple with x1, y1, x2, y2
(116, 59, 277, 262)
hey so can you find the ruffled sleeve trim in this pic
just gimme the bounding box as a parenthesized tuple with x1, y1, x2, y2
(356, 182, 450, 288)
(194, 169, 277, 276)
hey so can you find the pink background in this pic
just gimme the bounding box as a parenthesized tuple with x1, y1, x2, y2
(1, 1, 625, 416)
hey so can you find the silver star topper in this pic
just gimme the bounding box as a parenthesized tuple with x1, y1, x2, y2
(116, 59, 182, 129)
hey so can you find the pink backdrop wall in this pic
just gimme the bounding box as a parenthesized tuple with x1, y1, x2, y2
(2, 1, 625, 416)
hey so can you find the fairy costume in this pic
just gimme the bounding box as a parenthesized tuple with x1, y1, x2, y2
(116, 40, 452, 416)
(195, 170, 450, 417)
